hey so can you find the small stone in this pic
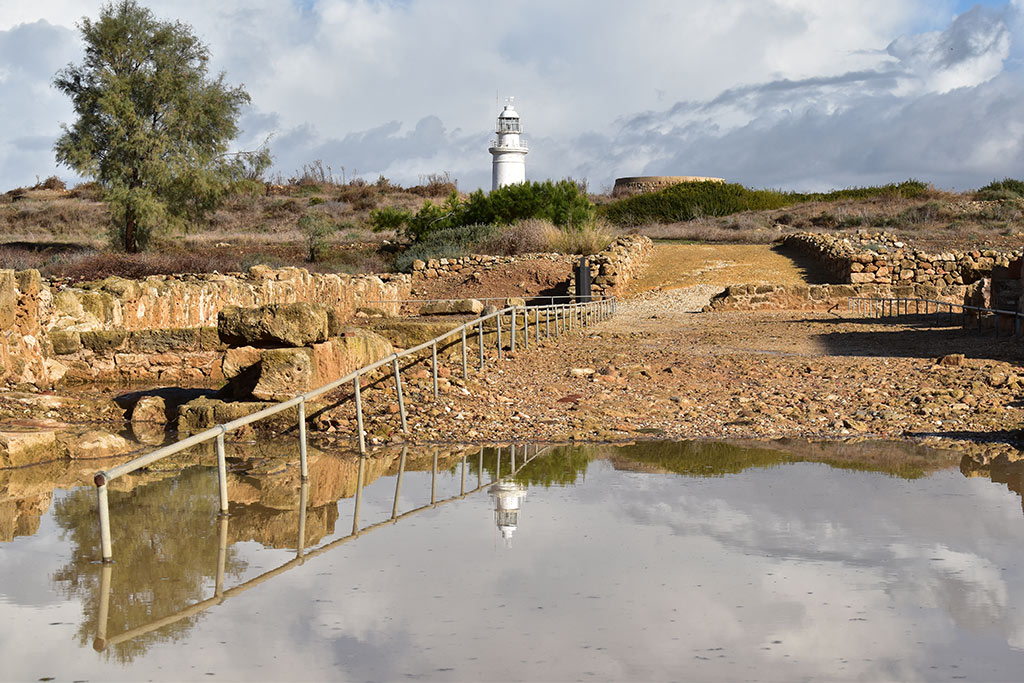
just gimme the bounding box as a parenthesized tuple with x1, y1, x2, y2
(939, 354, 965, 367)
(131, 395, 168, 425)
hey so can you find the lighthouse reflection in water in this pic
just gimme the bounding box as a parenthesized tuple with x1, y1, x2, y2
(489, 480, 527, 546)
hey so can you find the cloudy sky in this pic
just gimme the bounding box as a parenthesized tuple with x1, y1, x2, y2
(1, 0, 1022, 193)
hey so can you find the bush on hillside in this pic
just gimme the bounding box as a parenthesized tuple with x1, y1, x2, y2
(976, 178, 1024, 201)
(370, 179, 595, 244)
(392, 223, 498, 272)
(599, 179, 931, 226)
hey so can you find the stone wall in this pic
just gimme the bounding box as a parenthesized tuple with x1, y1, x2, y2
(50, 327, 226, 384)
(0, 266, 412, 388)
(707, 282, 969, 312)
(567, 235, 653, 300)
(410, 252, 573, 280)
(612, 176, 725, 197)
(783, 231, 1021, 287)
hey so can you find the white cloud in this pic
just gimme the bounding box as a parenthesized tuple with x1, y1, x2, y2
(0, 1, 1019, 191)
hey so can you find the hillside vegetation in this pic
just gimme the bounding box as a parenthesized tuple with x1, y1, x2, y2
(599, 180, 931, 225)
(2, 172, 1023, 281)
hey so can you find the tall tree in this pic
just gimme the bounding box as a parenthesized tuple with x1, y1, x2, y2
(53, 0, 256, 252)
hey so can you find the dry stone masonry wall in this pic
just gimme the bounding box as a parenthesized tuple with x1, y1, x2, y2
(708, 282, 967, 312)
(0, 266, 412, 388)
(783, 231, 1021, 288)
(410, 252, 573, 280)
(567, 235, 653, 299)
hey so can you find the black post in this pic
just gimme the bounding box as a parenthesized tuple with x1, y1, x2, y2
(575, 256, 592, 303)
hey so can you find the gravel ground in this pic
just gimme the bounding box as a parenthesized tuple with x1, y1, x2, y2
(305, 285, 1024, 466)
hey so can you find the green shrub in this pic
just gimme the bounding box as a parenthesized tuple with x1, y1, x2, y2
(392, 223, 497, 272)
(372, 179, 595, 244)
(976, 178, 1024, 200)
(298, 209, 335, 262)
(600, 179, 930, 226)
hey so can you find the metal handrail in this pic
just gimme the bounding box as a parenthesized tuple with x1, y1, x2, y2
(366, 295, 593, 306)
(93, 297, 616, 561)
(94, 444, 547, 651)
(848, 296, 1023, 339)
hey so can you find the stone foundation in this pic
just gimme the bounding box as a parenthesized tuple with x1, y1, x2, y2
(706, 282, 969, 312)
(782, 231, 1022, 288)
(410, 252, 572, 280)
(0, 266, 412, 387)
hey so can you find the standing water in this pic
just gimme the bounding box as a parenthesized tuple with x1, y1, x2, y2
(1, 439, 1023, 681)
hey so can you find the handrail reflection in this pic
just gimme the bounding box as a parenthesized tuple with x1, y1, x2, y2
(93, 444, 548, 652)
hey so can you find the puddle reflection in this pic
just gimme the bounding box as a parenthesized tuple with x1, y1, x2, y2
(2, 439, 1024, 680)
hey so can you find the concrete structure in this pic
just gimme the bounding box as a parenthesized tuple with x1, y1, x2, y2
(612, 175, 725, 197)
(489, 98, 528, 191)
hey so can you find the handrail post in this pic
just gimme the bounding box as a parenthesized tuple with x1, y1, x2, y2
(431, 449, 438, 505)
(354, 375, 366, 455)
(478, 320, 485, 369)
(497, 312, 503, 358)
(296, 480, 308, 558)
(535, 308, 540, 343)
(95, 563, 112, 651)
(392, 445, 406, 519)
(511, 308, 517, 352)
(546, 308, 551, 338)
(432, 341, 439, 399)
(461, 327, 468, 380)
(392, 356, 408, 434)
(523, 307, 529, 350)
(216, 429, 231, 511)
(352, 455, 365, 534)
(297, 400, 308, 481)
(97, 478, 113, 563)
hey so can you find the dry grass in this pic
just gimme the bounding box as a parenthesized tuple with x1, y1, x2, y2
(539, 219, 617, 255)
(478, 218, 554, 255)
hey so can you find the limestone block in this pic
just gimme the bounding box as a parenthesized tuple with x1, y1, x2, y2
(505, 297, 526, 307)
(223, 346, 263, 380)
(419, 299, 484, 316)
(0, 270, 16, 329)
(53, 290, 86, 320)
(16, 269, 41, 296)
(0, 430, 60, 468)
(252, 348, 314, 401)
(218, 302, 329, 347)
(80, 330, 128, 351)
(178, 397, 299, 434)
(129, 328, 201, 353)
(250, 330, 394, 401)
(49, 330, 82, 355)
(132, 396, 168, 425)
(62, 430, 133, 459)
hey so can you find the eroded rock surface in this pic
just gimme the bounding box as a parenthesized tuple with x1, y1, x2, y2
(218, 302, 330, 347)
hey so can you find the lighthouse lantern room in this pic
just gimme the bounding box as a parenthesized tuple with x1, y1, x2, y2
(489, 97, 528, 191)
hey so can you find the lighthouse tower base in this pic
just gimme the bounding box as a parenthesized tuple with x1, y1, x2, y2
(490, 149, 527, 190)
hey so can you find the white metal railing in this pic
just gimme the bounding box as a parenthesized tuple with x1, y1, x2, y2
(94, 444, 544, 651)
(93, 297, 616, 561)
(849, 296, 1024, 338)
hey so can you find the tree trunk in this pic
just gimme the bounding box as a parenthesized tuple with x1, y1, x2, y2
(124, 205, 137, 253)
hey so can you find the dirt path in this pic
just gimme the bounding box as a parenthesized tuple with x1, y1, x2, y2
(625, 243, 828, 294)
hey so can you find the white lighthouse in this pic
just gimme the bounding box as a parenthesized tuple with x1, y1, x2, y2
(489, 98, 528, 191)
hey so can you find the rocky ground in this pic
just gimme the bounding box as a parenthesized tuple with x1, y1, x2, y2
(4, 243, 1024, 473)
(324, 286, 1022, 464)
